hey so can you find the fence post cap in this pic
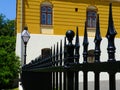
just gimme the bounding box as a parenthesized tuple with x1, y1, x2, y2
(66, 30, 75, 42)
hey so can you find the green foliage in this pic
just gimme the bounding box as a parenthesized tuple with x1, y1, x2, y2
(0, 14, 20, 89)
(0, 36, 20, 88)
(0, 13, 15, 36)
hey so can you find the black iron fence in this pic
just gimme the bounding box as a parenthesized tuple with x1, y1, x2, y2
(21, 3, 120, 90)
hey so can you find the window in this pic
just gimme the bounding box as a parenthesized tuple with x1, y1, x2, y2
(87, 49, 95, 63)
(40, 2, 53, 34)
(87, 6, 97, 28)
(41, 6, 52, 25)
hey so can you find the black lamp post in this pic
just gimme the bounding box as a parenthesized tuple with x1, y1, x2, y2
(21, 26, 30, 65)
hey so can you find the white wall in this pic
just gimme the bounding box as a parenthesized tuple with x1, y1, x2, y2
(16, 33, 120, 63)
(16, 33, 120, 81)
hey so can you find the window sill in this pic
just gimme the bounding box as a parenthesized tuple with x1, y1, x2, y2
(41, 25, 53, 28)
(87, 27, 96, 31)
(87, 27, 96, 37)
(40, 25, 53, 34)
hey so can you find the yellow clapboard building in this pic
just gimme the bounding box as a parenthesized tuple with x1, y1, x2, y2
(16, 0, 120, 37)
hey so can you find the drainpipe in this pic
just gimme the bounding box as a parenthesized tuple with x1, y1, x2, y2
(21, 0, 24, 66)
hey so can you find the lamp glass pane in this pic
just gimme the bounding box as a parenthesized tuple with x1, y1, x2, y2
(21, 30, 30, 43)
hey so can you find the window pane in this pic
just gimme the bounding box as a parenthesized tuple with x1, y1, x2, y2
(41, 13, 46, 24)
(92, 18, 96, 27)
(92, 12, 96, 16)
(41, 7, 46, 12)
(47, 7, 52, 13)
(87, 17, 91, 27)
(47, 14, 52, 24)
(88, 12, 92, 16)
(87, 11, 96, 28)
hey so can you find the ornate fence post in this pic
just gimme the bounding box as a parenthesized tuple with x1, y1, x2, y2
(94, 14, 102, 90)
(94, 14, 102, 63)
(64, 37, 67, 90)
(106, 3, 117, 62)
(52, 45, 56, 90)
(55, 42, 59, 90)
(106, 3, 117, 90)
(83, 22, 89, 90)
(59, 40, 62, 90)
(74, 26, 80, 90)
(65, 30, 75, 90)
(83, 22, 89, 63)
(75, 26, 80, 64)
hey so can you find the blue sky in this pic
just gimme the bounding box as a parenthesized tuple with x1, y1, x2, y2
(0, 0, 16, 20)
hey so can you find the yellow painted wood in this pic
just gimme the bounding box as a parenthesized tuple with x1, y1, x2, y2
(16, 0, 120, 37)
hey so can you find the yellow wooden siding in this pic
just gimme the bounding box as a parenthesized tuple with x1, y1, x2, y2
(16, 0, 120, 37)
(16, 0, 20, 33)
(53, 1, 86, 36)
(16, 0, 41, 33)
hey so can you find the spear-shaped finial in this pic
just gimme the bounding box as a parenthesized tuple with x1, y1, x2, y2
(106, 3, 117, 62)
(94, 14, 102, 62)
(106, 3, 117, 37)
(83, 22, 89, 63)
(75, 26, 80, 63)
(94, 14, 102, 42)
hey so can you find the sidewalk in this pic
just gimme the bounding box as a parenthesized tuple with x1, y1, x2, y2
(19, 80, 120, 90)
(19, 82, 23, 90)
(79, 80, 120, 90)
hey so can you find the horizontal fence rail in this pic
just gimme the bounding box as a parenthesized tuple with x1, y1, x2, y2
(21, 3, 120, 90)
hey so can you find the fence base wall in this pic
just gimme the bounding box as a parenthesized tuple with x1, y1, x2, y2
(21, 71, 52, 90)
